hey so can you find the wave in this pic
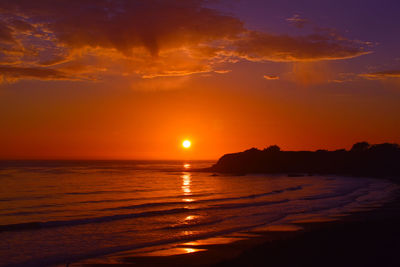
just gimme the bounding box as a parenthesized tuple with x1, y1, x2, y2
(300, 184, 368, 201)
(0, 209, 65, 217)
(2, 215, 281, 267)
(0, 185, 302, 227)
(100, 201, 185, 211)
(0, 198, 290, 233)
(205, 185, 302, 202)
(0, 208, 191, 232)
(0, 195, 51, 202)
(0, 181, 377, 235)
(99, 186, 301, 212)
(75, 192, 215, 204)
(161, 218, 226, 230)
(208, 199, 289, 210)
(64, 188, 154, 195)
(0, 193, 216, 214)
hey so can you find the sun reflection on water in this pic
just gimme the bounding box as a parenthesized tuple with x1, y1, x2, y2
(182, 248, 198, 254)
(185, 215, 196, 221)
(183, 230, 193, 236)
(181, 173, 192, 196)
(134, 247, 205, 256)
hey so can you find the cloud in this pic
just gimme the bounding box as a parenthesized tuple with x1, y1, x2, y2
(214, 70, 231, 74)
(10, 19, 35, 32)
(0, 20, 16, 44)
(0, 0, 372, 83)
(0, 0, 244, 56)
(233, 31, 371, 62)
(263, 75, 279, 80)
(0, 65, 81, 83)
(360, 70, 400, 80)
(286, 14, 309, 28)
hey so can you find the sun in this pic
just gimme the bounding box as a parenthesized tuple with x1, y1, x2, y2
(182, 140, 191, 149)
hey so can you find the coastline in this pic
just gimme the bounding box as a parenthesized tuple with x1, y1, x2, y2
(73, 176, 400, 267)
(217, 184, 400, 267)
(206, 143, 400, 180)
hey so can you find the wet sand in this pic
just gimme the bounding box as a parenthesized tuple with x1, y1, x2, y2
(218, 193, 400, 267)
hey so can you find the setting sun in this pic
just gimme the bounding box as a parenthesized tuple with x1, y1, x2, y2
(2, 1, 400, 267)
(182, 140, 191, 149)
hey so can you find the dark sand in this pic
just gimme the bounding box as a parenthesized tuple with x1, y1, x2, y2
(76, 183, 400, 267)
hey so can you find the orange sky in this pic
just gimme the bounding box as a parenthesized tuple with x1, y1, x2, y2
(0, 0, 400, 160)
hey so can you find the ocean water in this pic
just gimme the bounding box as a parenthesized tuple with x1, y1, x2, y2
(0, 160, 397, 266)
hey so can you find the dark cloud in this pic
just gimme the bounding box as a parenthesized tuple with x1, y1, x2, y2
(0, 65, 72, 82)
(0, 0, 372, 82)
(0, 0, 244, 57)
(0, 21, 15, 43)
(10, 19, 35, 32)
(233, 31, 370, 62)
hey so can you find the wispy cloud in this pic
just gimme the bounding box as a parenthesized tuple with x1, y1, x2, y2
(360, 70, 400, 80)
(214, 70, 232, 74)
(233, 31, 371, 62)
(286, 14, 309, 28)
(263, 75, 279, 80)
(0, 65, 71, 82)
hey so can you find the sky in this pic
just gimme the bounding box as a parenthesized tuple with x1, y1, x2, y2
(0, 0, 399, 160)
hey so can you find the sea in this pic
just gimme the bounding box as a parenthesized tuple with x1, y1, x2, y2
(0, 160, 397, 266)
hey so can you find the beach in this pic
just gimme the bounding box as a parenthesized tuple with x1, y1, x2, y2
(75, 187, 400, 266)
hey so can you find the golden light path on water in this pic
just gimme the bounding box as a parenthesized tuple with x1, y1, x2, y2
(164, 165, 249, 256)
(180, 166, 198, 250)
(182, 164, 194, 203)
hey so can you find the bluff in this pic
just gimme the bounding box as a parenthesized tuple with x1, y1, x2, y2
(207, 142, 400, 178)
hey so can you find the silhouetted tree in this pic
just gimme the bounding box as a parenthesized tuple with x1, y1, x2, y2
(351, 142, 370, 152)
(369, 143, 400, 153)
(264, 145, 281, 152)
(244, 148, 260, 153)
(209, 141, 400, 179)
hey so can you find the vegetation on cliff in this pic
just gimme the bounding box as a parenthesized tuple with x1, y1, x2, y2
(208, 142, 400, 178)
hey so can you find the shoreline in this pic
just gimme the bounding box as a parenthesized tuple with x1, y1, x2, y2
(217, 186, 400, 267)
(73, 177, 400, 267)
